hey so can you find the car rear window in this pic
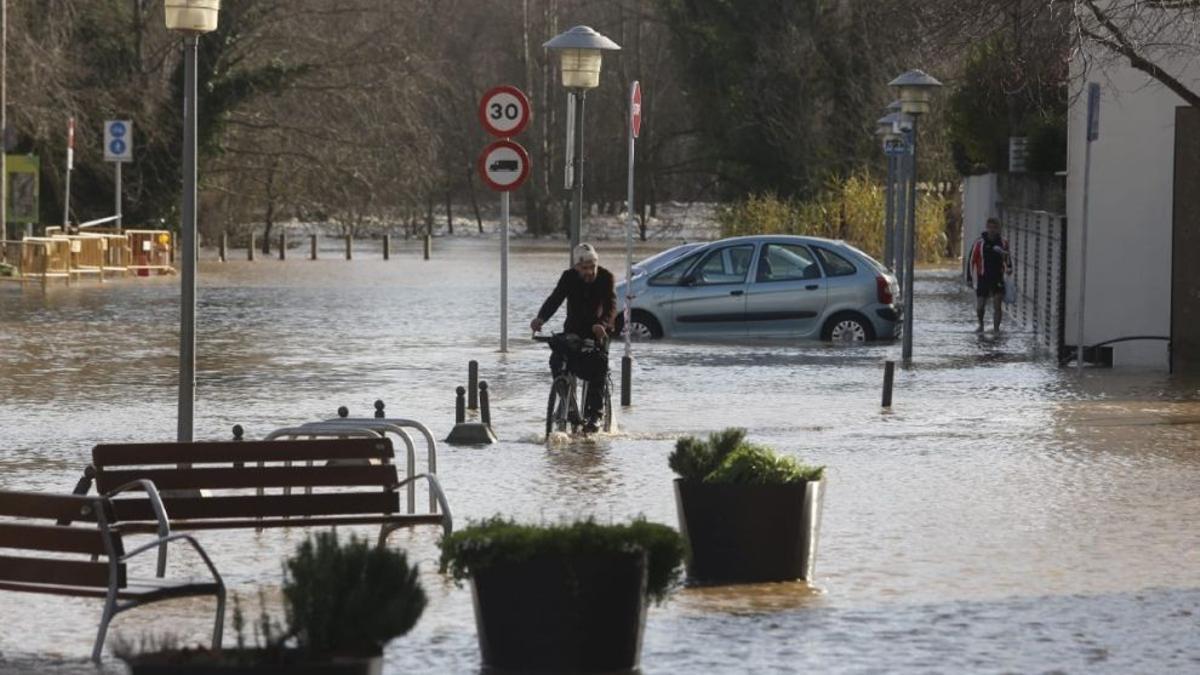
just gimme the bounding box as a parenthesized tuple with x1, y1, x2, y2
(814, 247, 857, 277)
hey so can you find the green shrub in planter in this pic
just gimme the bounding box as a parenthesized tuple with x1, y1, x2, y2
(671, 428, 826, 583)
(440, 518, 685, 672)
(117, 530, 426, 673)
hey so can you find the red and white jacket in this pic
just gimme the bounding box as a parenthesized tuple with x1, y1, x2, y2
(968, 236, 1012, 283)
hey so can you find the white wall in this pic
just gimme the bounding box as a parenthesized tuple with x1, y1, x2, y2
(1066, 48, 1199, 369)
(961, 173, 999, 269)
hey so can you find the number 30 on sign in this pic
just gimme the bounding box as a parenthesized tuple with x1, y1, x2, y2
(478, 85, 531, 138)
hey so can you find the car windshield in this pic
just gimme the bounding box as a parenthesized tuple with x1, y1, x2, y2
(632, 243, 702, 275)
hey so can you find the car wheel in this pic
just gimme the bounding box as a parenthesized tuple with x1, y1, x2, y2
(822, 312, 875, 343)
(617, 310, 663, 341)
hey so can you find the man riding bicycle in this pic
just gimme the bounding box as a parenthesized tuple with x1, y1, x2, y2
(530, 243, 615, 434)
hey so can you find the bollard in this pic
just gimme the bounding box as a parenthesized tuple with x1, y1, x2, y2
(219, 232, 227, 262)
(337, 405, 349, 418)
(621, 355, 632, 407)
(248, 232, 256, 261)
(468, 361, 479, 410)
(310, 234, 318, 260)
(423, 234, 431, 260)
(479, 381, 491, 426)
(383, 234, 391, 260)
(279, 232, 286, 260)
(374, 399, 385, 419)
(345, 234, 352, 260)
(232, 424, 244, 441)
(455, 386, 466, 424)
(882, 360, 895, 408)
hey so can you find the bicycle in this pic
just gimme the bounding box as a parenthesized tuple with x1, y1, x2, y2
(534, 333, 614, 438)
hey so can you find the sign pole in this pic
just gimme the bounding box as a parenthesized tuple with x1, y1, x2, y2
(114, 161, 122, 233)
(622, 81, 640, 407)
(1077, 82, 1100, 372)
(501, 190, 509, 353)
(901, 115, 919, 363)
(178, 35, 199, 443)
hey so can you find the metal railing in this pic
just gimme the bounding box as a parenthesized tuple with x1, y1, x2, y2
(1000, 207, 1068, 355)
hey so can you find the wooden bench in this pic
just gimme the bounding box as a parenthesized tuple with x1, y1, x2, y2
(71, 438, 453, 559)
(0, 488, 225, 662)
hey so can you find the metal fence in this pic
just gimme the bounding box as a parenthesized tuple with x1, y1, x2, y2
(1000, 207, 1068, 355)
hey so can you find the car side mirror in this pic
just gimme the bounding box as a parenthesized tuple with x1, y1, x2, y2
(681, 273, 697, 287)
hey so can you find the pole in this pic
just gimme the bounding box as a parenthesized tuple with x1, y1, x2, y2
(570, 89, 586, 262)
(883, 154, 895, 270)
(622, 84, 636, 407)
(1, 0, 7, 242)
(114, 162, 122, 233)
(894, 148, 908, 291)
(901, 115, 919, 363)
(63, 117, 73, 231)
(177, 34, 198, 443)
(1077, 128, 1093, 371)
(501, 190, 510, 353)
(310, 234, 317, 260)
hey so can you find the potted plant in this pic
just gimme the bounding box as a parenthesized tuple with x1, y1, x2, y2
(671, 428, 825, 584)
(439, 517, 684, 673)
(117, 530, 426, 674)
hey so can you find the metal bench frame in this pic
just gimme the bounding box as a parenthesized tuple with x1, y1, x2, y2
(0, 486, 225, 662)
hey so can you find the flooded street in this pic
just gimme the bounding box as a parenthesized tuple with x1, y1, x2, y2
(1, 238, 1198, 673)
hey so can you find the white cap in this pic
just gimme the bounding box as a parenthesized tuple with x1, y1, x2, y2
(574, 243, 598, 264)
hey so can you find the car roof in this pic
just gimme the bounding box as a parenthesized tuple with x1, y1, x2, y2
(694, 234, 849, 249)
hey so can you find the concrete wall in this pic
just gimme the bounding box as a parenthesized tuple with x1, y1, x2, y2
(1066, 46, 1200, 369)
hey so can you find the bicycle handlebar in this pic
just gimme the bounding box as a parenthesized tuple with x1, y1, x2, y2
(532, 332, 607, 352)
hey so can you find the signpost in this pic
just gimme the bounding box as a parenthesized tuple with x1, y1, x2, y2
(1078, 82, 1101, 371)
(104, 120, 133, 232)
(622, 81, 641, 407)
(478, 86, 532, 354)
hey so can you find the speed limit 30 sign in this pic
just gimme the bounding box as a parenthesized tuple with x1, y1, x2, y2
(479, 85, 531, 138)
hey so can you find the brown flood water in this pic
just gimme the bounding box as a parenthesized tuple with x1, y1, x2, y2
(1, 238, 1198, 673)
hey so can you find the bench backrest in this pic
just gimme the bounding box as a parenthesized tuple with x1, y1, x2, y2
(0, 491, 125, 588)
(91, 439, 401, 523)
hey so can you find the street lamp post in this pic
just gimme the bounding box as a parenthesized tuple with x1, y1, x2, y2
(544, 25, 620, 262)
(889, 69, 942, 364)
(876, 114, 900, 271)
(166, 0, 220, 442)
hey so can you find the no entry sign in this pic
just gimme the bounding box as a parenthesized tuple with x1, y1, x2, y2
(630, 81, 642, 139)
(479, 85, 531, 138)
(478, 139, 530, 192)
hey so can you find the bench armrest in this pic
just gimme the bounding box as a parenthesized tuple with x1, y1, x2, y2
(391, 473, 453, 536)
(121, 533, 225, 591)
(105, 480, 171, 577)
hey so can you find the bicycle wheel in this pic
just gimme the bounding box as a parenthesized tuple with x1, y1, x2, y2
(546, 377, 569, 437)
(602, 376, 614, 433)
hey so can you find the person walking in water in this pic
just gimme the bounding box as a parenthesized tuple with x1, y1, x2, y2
(967, 217, 1012, 333)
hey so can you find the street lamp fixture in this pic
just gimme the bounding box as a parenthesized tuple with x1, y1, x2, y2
(888, 69, 942, 364)
(544, 25, 620, 259)
(166, 0, 220, 442)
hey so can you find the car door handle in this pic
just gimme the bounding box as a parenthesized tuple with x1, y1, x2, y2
(730, 290, 745, 296)
(805, 284, 820, 291)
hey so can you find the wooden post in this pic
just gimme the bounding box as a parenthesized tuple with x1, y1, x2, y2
(310, 234, 318, 260)
(345, 234, 352, 260)
(248, 232, 256, 261)
(219, 232, 227, 262)
(882, 360, 895, 408)
(278, 232, 286, 260)
(383, 234, 391, 260)
(468, 361, 479, 410)
(423, 234, 431, 260)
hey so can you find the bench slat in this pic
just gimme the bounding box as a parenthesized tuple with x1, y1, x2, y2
(0, 523, 118, 556)
(93, 439, 395, 466)
(111, 492, 400, 522)
(95, 465, 399, 492)
(0, 554, 124, 588)
(0, 492, 107, 522)
(114, 514, 445, 533)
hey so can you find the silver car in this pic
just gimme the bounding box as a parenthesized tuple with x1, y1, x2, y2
(614, 235, 900, 342)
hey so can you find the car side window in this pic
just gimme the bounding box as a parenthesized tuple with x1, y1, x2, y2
(693, 244, 754, 285)
(756, 244, 822, 282)
(814, 246, 857, 277)
(649, 253, 698, 286)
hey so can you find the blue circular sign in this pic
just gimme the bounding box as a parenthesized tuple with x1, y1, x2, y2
(109, 121, 127, 138)
(109, 139, 127, 155)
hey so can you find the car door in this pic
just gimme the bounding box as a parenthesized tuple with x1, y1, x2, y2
(744, 242, 829, 337)
(666, 243, 755, 337)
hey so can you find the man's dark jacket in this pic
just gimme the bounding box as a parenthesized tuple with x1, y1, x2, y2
(537, 267, 617, 336)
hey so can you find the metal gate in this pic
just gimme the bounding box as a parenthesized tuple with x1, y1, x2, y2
(999, 207, 1068, 355)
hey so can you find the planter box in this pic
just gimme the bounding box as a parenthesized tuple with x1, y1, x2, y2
(124, 649, 382, 675)
(674, 478, 824, 584)
(470, 550, 648, 672)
